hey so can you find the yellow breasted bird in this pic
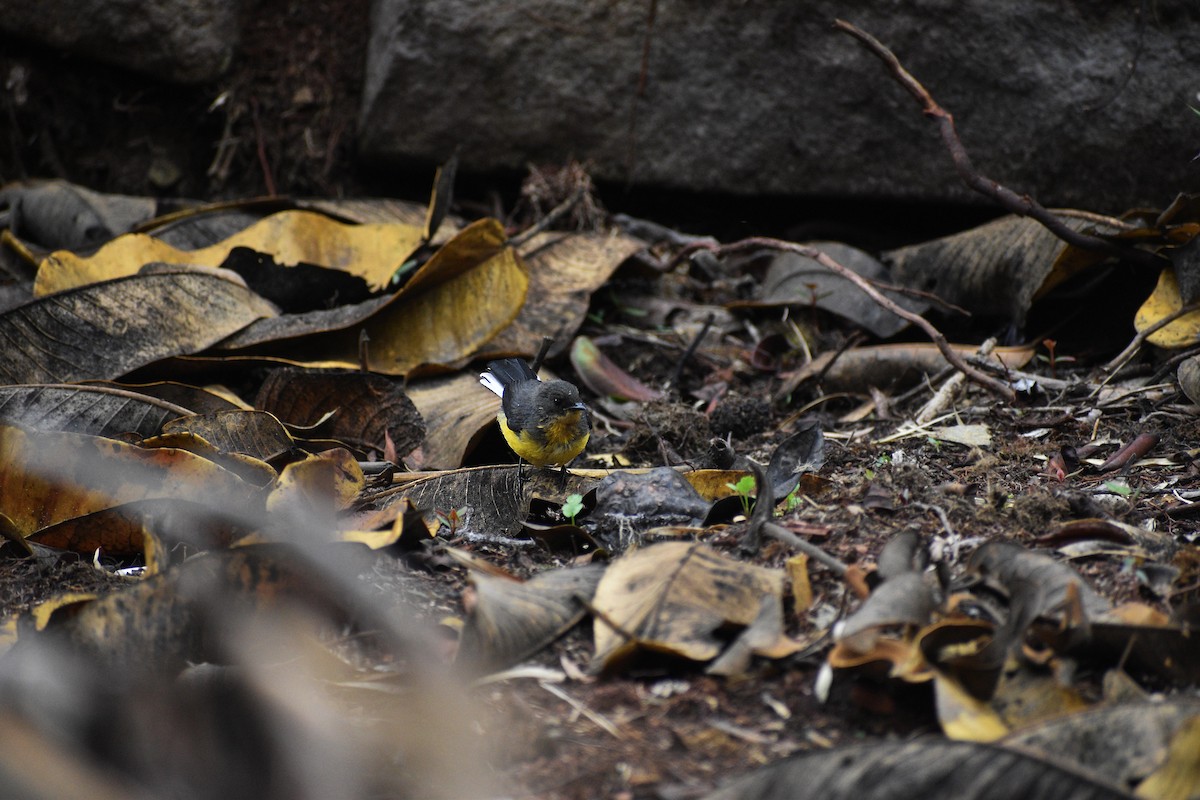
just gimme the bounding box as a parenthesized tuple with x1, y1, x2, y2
(479, 358, 590, 475)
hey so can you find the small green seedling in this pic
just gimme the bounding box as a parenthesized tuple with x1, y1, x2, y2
(1104, 481, 1133, 497)
(561, 493, 585, 525)
(434, 506, 467, 537)
(725, 474, 757, 517)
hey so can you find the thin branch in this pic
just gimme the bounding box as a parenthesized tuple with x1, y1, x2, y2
(676, 237, 1016, 401)
(1101, 300, 1200, 374)
(833, 19, 1168, 272)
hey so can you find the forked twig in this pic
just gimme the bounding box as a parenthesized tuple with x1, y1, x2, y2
(833, 19, 1167, 272)
(675, 237, 1016, 401)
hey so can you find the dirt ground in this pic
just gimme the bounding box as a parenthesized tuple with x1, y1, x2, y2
(2, 6, 1199, 800)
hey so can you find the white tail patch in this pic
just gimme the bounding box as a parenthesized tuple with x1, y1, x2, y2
(479, 372, 506, 398)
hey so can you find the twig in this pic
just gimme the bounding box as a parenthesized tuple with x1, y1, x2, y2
(249, 97, 277, 197)
(1101, 300, 1200, 374)
(745, 463, 850, 576)
(670, 311, 714, 389)
(674, 237, 1016, 401)
(833, 19, 1167, 272)
(510, 186, 586, 249)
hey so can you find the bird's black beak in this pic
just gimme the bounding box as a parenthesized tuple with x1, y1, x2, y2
(569, 402, 588, 412)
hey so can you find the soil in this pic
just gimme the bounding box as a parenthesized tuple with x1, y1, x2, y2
(2, 6, 1199, 800)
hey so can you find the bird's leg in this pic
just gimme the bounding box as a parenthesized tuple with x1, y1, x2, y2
(557, 462, 569, 490)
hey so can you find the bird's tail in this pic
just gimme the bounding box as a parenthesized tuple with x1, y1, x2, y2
(479, 357, 538, 397)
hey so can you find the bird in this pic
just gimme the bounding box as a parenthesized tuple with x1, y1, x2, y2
(479, 357, 590, 481)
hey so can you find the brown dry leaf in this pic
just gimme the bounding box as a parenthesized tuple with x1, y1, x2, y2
(0, 383, 192, 438)
(255, 367, 425, 459)
(340, 498, 436, 550)
(35, 209, 426, 295)
(161, 409, 295, 463)
(218, 218, 528, 377)
(703, 737, 1135, 800)
(20, 544, 351, 673)
(27, 498, 243, 570)
(591, 540, 783, 670)
(89, 381, 248, 414)
(376, 465, 595, 540)
(884, 213, 1103, 323)
(934, 672, 1011, 743)
(404, 372, 503, 470)
(1135, 268, 1200, 349)
(780, 342, 1036, 395)
(0, 424, 262, 535)
(266, 448, 364, 521)
(835, 572, 937, 653)
(737, 242, 928, 338)
(137, 431, 278, 488)
(0, 268, 277, 385)
(1002, 701, 1200, 799)
(484, 229, 644, 358)
(457, 563, 607, 671)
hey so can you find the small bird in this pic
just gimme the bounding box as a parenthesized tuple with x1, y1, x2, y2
(479, 358, 590, 479)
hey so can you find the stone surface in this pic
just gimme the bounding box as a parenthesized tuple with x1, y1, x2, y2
(0, 0, 242, 84)
(360, 0, 1200, 212)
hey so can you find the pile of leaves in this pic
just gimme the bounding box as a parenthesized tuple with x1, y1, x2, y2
(1, 170, 1200, 800)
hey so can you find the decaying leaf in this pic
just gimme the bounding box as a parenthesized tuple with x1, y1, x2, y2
(0, 383, 193, 439)
(458, 562, 606, 671)
(0, 425, 261, 535)
(884, 213, 1104, 324)
(35, 209, 426, 295)
(255, 367, 425, 460)
(702, 737, 1136, 800)
(1135, 268, 1200, 349)
(740, 241, 928, 337)
(483, 229, 644, 358)
(219, 218, 529, 376)
(0, 269, 277, 385)
(591, 540, 784, 670)
(162, 410, 296, 463)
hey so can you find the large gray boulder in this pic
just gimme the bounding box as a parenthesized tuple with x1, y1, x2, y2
(359, 0, 1199, 212)
(0, 0, 242, 84)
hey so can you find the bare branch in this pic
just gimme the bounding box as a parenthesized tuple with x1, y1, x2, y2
(833, 19, 1168, 272)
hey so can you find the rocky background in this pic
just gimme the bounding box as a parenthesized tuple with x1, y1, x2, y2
(1, 0, 1198, 228)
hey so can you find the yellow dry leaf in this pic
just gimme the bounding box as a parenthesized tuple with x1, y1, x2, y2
(35, 209, 425, 295)
(1137, 715, 1200, 800)
(1136, 268, 1200, 349)
(935, 673, 1010, 742)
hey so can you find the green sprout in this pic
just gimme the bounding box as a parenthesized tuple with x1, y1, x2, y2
(725, 474, 756, 517)
(562, 493, 585, 525)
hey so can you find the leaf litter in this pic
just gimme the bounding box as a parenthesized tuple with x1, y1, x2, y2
(4, 45, 1200, 799)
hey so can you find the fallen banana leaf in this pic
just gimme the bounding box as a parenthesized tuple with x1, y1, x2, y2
(483, 229, 644, 359)
(0, 268, 277, 385)
(0, 424, 262, 535)
(702, 737, 1137, 800)
(591, 540, 783, 671)
(0, 383, 192, 439)
(216, 218, 529, 376)
(458, 562, 606, 671)
(1135, 268, 1200, 348)
(255, 367, 425, 460)
(161, 410, 296, 463)
(735, 241, 927, 338)
(35, 208, 426, 295)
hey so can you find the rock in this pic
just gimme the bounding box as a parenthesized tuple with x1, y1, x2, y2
(0, 0, 242, 84)
(360, 0, 1198, 212)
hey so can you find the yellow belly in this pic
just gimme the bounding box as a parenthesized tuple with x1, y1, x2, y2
(498, 410, 589, 467)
